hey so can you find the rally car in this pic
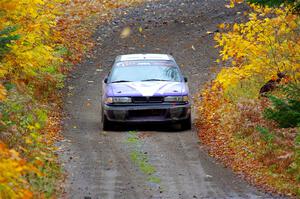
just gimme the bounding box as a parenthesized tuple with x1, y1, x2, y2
(101, 54, 191, 130)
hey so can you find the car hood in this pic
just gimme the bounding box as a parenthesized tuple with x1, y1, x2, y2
(106, 81, 188, 97)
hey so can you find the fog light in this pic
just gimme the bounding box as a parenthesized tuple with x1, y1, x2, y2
(170, 108, 183, 118)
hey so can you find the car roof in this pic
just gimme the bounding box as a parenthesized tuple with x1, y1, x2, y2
(116, 54, 174, 62)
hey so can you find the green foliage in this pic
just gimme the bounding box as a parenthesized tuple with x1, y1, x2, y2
(0, 0, 143, 197)
(0, 90, 61, 197)
(0, 26, 20, 60)
(130, 151, 156, 175)
(287, 131, 300, 183)
(224, 76, 264, 102)
(3, 82, 15, 91)
(147, 176, 161, 184)
(25, 132, 61, 198)
(200, 1, 300, 195)
(256, 126, 274, 142)
(282, 83, 300, 99)
(264, 84, 300, 128)
(247, 0, 294, 6)
(247, 0, 300, 11)
(126, 131, 161, 184)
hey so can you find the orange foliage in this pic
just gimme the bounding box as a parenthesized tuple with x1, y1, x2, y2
(0, 142, 35, 199)
(0, 0, 143, 197)
(197, 84, 299, 196)
(197, 4, 300, 197)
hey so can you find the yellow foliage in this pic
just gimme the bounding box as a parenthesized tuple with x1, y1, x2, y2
(214, 6, 300, 92)
(0, 84, 7, 101)
(0, 0, 144, 197)
(0, 143, 34, 199)
(198, 4, 300, 196)
(0, 0, 63, 80)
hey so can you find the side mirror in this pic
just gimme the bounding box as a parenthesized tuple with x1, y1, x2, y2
(184, 77, 188, 82)
(104, 77, 108, 83)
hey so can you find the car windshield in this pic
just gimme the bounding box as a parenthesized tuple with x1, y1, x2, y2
(109, 60, 182, 83)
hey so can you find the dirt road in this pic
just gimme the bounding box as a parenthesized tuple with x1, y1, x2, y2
(59, 0, 275, 198)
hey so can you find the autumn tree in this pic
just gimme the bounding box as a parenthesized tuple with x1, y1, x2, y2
(198, 3, 300, 196)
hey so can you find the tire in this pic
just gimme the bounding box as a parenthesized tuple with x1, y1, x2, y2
(181, 116, 192, 130)
(101, 108, 112, 131)
(102, 115, 112, 131)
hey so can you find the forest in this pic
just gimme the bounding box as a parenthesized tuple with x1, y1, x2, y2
(0, 0, 299, 198)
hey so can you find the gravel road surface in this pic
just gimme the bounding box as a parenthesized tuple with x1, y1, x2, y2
(59, 1, 276, 198)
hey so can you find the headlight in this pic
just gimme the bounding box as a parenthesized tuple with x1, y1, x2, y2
(113, 97, 132, 103)
(105, 97, 132, 104)
(164, 95, 189, 102)
(105, 97, 113, 104)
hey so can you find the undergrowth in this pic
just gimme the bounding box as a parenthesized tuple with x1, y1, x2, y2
(197, 2, 300, 197)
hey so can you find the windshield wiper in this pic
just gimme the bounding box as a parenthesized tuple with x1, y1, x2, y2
(111, 80, 132, 83)
(142, 79, 168, 82)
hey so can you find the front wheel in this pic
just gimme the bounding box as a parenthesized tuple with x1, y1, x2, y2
(180, 116, 192, 130)
(101, 109, 112, 131)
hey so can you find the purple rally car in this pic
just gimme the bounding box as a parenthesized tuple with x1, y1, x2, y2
(101, 54, 191, 130)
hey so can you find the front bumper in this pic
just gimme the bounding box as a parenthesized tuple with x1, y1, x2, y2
(103, 103, 191, 122)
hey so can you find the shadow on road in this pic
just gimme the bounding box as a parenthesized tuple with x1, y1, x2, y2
(105, 122, 192, 132)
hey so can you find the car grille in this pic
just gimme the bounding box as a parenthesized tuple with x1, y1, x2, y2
(132, 96, 164, 103)
(128, 109, 165, 117)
